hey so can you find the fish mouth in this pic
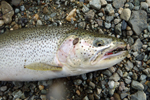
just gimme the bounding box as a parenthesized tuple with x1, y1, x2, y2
(90, 44, 127, 65)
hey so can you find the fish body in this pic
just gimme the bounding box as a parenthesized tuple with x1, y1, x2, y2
(0, 26, 128, 81)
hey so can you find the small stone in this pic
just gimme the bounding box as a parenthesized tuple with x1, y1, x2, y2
(81, 73, 87, 80)
(113, 93, 121, 100)
(130, 91, 146, 100)
(132, 73, 138, 80)
(50, 13, 56, 18)
(131, 80, 144, 90)
(109, 73, 120, 82)
(109, 88, 115, 96)
(126, 26, 131, 31)
(134, 0, 140, 6)
(0, 20, 4, 26)
(140, 74, 147, 81)
(83, 96, 89, 100)
(89, 0, 101, 10)
(131, 39, 143, 52)
(125, 60, 133, 71)
(40, 95, 46, 100)
(114, 18, 121, 24)
(115, 23, 121, 34)
(119, 82, 125, 91)
(120, 8, 131, 21)
(141, 2, 148, 11)
(97, 88, 102, 94)
(88, 94, 94, 100)
(113, 0, 126, 8)
(34, 14, 39, 21)
(120, 93, 128, 99)
(105, 4, 114, 15)
(39, 85, 44, 90)
(82, 5, 89, 13)
(36, 20, 43, 26)
(118, 7, 123, 14)
(20, 5, 25, 11)
(125, 78, 131, 84)
(85, 10, 95, 21)
(43, 7, 49, 14)
(0, 86, 7, 91)
(106, 16, 114, 22)
(129, 10, 147, 35)
(66, 8, 76, 21)
(74, 79, 82, 85)
(89, 81, 95, 88)
(105, 22, 111, 29)
(127, 30, 133, 36)
(11, 0, 21, 6)
(122, 20, 127, 30)
(94, 93, 100, 99)
(76, 90, 80, 95)
(98, 12, 103, 17)
(96, 19, 103, 26)
(101, 0, 107, 6)
(108, 81, 115, 88)
(146, 0, 150, 7)
(15, 8, 20, 13)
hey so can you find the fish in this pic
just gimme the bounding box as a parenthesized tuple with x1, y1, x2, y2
(0, 25, 128, 81)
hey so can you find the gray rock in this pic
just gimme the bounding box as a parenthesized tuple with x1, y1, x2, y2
(74, 79, 82, 85)
(36, 20, 43, 26)
(108, 81, 115, 88)
(148, 25, 150, 32)
(109, 88, 115, 96)
(89, 81, 95, 88)
(143, 68, 150, 76)
(121, 93, 128, 99)
(94, 93, 101, 99)
(129, 10, 147, 35)
(83, 96, 89, 100)
(102, 70, 112, 76)
(122, 20, 127, 30)
(130, 91, 146, 100)
(89, 0, 101, 10)
(114, 18, 121, 25)
(82, 5, 89, 13)
(141, 2, 148, 11)
(100, 0, 107, 6)
(81, 74, 87, 80)
(105, 22, 111, 29)
(125, 78, 131, 84)
(96, 19, 103, 26)
(0, 86, 7, 91)
(115, 23, 121, 34)
(120, 8, 131, 21)
(85, 10, 95, 21)
(127, 2, 134, 10)
(50, 12, 57, 18)
(127, 37, 134, 45)
(134, 0, 140, 6)
(78, 22, 86, 29)
(131, 39, 143, 52)
(117, 68, 123, 77)
(106, 16, 114, 22)
(113, 0, 126, 8)
(125, 60, 133, 71)
(105, 4, 114, 15)
(109, 73, 120, 82)
(131, 81, 144, 90)
(15, 8, 20, 13)
(98, 12, 103, 17)
(132, 73, 138, 80)
(12, 90, 25, 99)
(140, 74, 147, 81)
(20, 5, 25, 11)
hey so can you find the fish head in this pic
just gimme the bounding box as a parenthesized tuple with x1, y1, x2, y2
(57, 29, 128, 74)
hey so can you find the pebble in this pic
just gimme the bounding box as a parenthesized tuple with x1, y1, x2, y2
(83, 96, 89, 100)
(114, 18, 121, 24)
(106, 16, 114, 22)
(113, 0, 126, 8)
(134, 0, 140, 6)
(131, 80, 144, 90)
(120, 93, 128, 99)
(20, 5, 25, 11)
(43, 7, 49, 14)
(98, 12, 103, 17)
(109, 88, 115, 96)
(101, 0, 107, 6)
(0, 86, 7, 91)
(96, 19, 103, 26)
(132, 72, 138, 80)
(89, 81, 95, 88)
(40, 95, 46, 100)
(85, 10, 95, 21)
(109, 73, 120, 82)
(121, 20, 127, 30)
(125, 60, 133, 71)
(146, 0, 150, 7)
(66, 8, 77, 21)
(117, 69, 123, 77)
(130, 91, 146, 100)
(115, 23, 121, 34)
(105, 4, 114, 15)
(108, 81, 115, 88)
(36, 20, 43, 26)
(97, 88, 102, 94)
(113, 93, 121, 100)
(15, 8, 20, 13)
(120, 8, 131, 21)
(140, 74, 147, 81)
(81, 73, 87, 80)
(0, 20, 4, 26)
(102, 70, 112, 76)
(82, 5, 89, 13)
(74, 79, 82, 85)
(125, 78, 131, 84)
(129, 10, 147, 35)
(89, 0, 101, 10)
(131, 39, 143, 52)
(141, 2, 148, 11)
(119, 82, 125, 91)
(105, 22, 111, 29)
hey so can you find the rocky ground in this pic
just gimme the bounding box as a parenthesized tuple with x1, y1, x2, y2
(0, 0, 150, 100)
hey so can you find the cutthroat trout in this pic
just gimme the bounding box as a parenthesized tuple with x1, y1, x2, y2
(0, 25, 128, 81)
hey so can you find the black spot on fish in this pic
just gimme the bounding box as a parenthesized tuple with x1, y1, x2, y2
(73, 38, 79, 45)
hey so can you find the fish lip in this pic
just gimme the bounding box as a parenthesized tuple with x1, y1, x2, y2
(90, 44, 127, 65)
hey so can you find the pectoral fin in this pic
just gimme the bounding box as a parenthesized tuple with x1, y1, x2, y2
(24, 63, 62, 71)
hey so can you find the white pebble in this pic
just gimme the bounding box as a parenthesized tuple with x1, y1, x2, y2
(0, 20, 4, 26)
(108, 81, 115, 88)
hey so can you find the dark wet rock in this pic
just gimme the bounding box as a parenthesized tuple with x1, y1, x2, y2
(106, 16, 114, 22)
(131, 39, 143, 52)
(127, 2, 134, 10)
(122, 20, 127, 30)
(127, 37, 134, 45)
(109, 73, 120, 82)
(130, 91, 146, 100)
(134, 0, 140, 6)
(140, 74, 147, 81)
(85, 10, 95, 21)
(129, 10, 147, 35)
(113, 0, 126, 8)
(115, 23, 121, 34)
(78, 22, 86, 29)
(131, 80, 144, 90)
(74, 79, 82, 85)
(89, 0, 101, 10)
(105, 4, 114, 15)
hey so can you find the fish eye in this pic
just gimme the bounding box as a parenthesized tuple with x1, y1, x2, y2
(93, 40, 104, 47)
(97, 42, 102, 46)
